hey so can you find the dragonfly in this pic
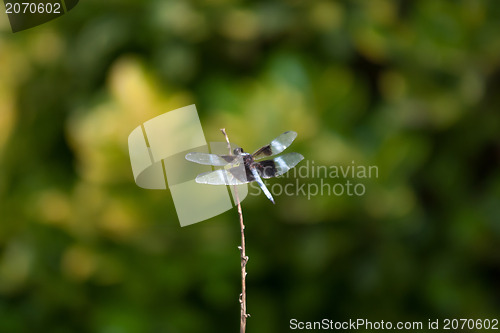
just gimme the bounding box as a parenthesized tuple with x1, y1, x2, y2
(185, 131, 304, 204)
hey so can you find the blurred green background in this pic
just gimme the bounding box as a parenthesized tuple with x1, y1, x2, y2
(1, 0, 499, 332)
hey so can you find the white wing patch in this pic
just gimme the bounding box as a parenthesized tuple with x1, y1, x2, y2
(273, 152, 304, 176)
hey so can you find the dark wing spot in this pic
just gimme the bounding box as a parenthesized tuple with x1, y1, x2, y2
(255, 160, 277, 178)
(253, 145, 273, 158)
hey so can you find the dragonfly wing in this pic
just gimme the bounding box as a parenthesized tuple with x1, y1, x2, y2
(252, 131, 298, 160)
(256, 152, 304, 179)
(185, 152, 237, 166)
(195, 168, 250, 185)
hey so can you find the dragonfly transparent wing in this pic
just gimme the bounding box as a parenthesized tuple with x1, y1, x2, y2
(185, 152, 238, 166)
(255, 152, 304, 179)
(195, 168, 250, 185)
(252, 131, 298, 160)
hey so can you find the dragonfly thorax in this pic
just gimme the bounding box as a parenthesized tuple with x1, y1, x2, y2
(234, 148, 253, 163)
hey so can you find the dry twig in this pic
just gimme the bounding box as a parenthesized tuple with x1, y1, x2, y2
(220, 128, 249, 333)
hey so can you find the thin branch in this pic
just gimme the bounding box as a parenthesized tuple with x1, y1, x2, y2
(220, 128, 249, 333)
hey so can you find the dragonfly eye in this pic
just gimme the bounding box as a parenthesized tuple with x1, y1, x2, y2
(233, 148, 243, 155)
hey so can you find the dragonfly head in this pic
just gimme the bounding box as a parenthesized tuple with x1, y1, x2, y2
(233, 147, 244, 155)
